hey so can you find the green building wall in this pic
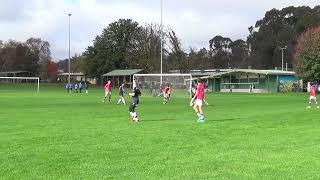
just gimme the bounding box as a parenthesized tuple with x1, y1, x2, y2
(206, 74, 298, 93)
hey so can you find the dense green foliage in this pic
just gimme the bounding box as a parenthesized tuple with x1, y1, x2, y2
(294, 26, 320, 81)
(248, 6, 320, 69)
(1, 86, 320, 179)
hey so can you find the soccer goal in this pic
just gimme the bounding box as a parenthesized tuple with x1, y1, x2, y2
(133, 74, 192, 98)
(0, 77, 40, 93)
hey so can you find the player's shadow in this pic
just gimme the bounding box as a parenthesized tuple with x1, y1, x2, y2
(143, 118, 241, 123)
(143, 118, 178, 122)
(205, 118, 241, 122)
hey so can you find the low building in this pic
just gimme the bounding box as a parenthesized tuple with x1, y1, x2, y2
(58, 72, 96, 84)
(195, 69, 302, 93)
(102, 69, 144, 87)
(0, 71, 36, 77)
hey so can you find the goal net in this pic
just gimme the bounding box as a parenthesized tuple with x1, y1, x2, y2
(0, 77, 40, 93)
(133, 74, 192, 98)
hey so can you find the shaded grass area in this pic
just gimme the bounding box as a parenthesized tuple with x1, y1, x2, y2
(0, 85, 319, 179)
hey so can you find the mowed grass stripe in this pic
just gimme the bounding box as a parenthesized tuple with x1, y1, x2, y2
(0, 86, 319, 179)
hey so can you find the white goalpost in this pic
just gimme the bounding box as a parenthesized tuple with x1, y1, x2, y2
(133, 73, 192, 97)
(0, 77, 40, 93)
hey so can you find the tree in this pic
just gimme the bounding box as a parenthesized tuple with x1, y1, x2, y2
(71, 54, 86, 73)
(248, 6, 320, 69)
(84, 19, 141, 78)
(167, 30, 188, 72)
(209, 35, 232, 68)
(229, 39, 250, 68)
(131, 23, 164, 73)
(0, 38, 52, 80)
(293, 26, 320, 81)
(47, 61, 58, 82)
(25, 38, 51, 78)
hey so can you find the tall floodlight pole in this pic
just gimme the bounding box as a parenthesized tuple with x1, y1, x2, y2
(68, 13, 72, 85)
(160, 0, 163, 86)
(280, 46, 287, 71)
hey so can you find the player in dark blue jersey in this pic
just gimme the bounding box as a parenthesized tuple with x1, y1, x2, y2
(129, 80, 141, 123)
(117, 84, 126, 105)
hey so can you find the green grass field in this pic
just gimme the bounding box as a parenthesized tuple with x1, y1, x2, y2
(1, 85, 320, 179)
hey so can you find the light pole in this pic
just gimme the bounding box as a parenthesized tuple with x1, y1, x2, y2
(160, 0, 163, 86)
(68, 13, 72, 85)
(280, 46, 287, 71)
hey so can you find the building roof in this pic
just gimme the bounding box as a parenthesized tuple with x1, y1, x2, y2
(187, 69, 296, 81)
(169, 69, 230, 76)
(102, 69, 144, 76)
(0, 71, 33, 74)
(232, 69, 295, 76)
(58, 72, 84, 76)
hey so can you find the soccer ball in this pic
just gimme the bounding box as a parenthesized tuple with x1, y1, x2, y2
(132, 117, 139, 123)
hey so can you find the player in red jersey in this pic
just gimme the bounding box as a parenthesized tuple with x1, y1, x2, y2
(307, 82, 319, 109)
(103, 80, 112, 102)
(190, 78, 205, 122)
(163, 84, 171, 104)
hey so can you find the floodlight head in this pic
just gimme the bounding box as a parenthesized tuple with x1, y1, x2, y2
(68, 13, 72, 16)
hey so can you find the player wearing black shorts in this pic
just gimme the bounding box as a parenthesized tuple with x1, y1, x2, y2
(117, 84, 126, 105)
(129, 81, 141, 123)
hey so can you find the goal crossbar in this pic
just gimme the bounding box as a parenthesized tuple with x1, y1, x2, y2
(0, 77, 40, 93)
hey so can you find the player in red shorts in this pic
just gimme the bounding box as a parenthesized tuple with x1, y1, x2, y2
(103, 80, 112, 102)
(190, 78, 205, 122)
(163, 84, 171, 104)
(307, 82, 319, 109)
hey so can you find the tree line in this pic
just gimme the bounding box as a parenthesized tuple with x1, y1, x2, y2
(0, 38, 58, 81)
(83, 5, 320, 81)
(1, 5, 320, 81)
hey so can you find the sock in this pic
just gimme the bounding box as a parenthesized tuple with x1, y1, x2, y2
(196, 113, 201, 117)
(129, 112, 134, 118)
(117, 99, 121, 104)
(122, 97, 126, 105)
(309, 101, 312, 106)
(316, 101, 319, 106)
(132, 112, 137, 118)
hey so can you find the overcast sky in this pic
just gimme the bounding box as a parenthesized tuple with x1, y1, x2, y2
(0, 0, 319, 61)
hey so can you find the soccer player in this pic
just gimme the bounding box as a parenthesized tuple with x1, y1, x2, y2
(75, 83, 79, 93)
(190, 82, 209, 106)
(129, 80, 141, 123)
(190, 82, 196, 98)
(163, 84, 171, 104)
(65, 83, 69, 93)
(191, 78, 205, 122)
(79, 82, 83, 93)
(84, 82, 89, 94)
(103, 80, 112, 102)
(307, 82, 319, 109)
(117, 83, 126, 105)
(69, 83, 73, 93)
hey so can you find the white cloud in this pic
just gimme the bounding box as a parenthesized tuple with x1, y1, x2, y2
(0, 0, 318, 60)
